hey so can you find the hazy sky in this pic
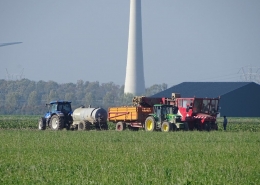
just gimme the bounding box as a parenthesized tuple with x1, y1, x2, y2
(1, 0, 260, 87)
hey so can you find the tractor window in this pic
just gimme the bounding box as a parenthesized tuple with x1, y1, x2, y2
(167, 106, 173, 114)
(57, 104, 62, 111)
(162, 106, 166, 115)
(177, 99, 182, 107)
(63, 103, 72, 112)
(156, 107, 161, 117)
(202, 100, 210, 113)
(58, 103, 72, 113)
(193, 99, 202, 113)
(210, 100, 219, 113)
(50, 104, 57, 113)
(182, 99, 193, 108)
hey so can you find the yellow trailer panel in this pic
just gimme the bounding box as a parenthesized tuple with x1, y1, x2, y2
(108, 106, 153, 122)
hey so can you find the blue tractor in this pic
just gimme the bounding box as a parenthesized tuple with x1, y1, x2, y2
(38, 101, 73, 130)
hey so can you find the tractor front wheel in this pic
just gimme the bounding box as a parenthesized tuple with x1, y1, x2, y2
(161, 122, 172, 132)
(116, 122, 126, 131)
(145, 116, 156, 131)
(38, 117, 46, 130)
(50, 115, 64, 130)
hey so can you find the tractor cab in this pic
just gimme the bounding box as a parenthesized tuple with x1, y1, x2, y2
(144, 104, 182, 132)
(176, 97, 220, 130)
(153, 104, 168, 123)
(38, 101, 73, 131)
(177, 98, 219, 118)
(152, 104, 180, 123)
(47, 101, 72, 115)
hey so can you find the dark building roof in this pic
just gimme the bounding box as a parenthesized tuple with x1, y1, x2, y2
(151, 82, 254, 98)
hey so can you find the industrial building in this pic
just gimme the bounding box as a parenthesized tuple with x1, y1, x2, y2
(151, 82, 260, 117)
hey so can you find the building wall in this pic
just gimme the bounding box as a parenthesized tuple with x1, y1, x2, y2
(219, 83, 260, 117)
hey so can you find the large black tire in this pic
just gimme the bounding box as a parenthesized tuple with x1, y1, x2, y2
(116, 122, 126, 131)
(65, 118, 73, 130)
(38, 117, 46, 130)
(50, 115, 64, 130)
(211, 122, 218, 130)
(145, 116, 156, 131)
(172, 123, 177, 131)
(102, 123, 108, 130)
(161, 122, 173, 132)
(204, 122, 211, 131)
(78, 121, 91, 131)
(184, 122, 189, 131)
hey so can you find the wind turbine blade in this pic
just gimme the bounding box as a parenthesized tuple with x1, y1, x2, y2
(0, 42, 22, 47)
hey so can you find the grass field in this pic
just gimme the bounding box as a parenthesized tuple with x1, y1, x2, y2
(0, 116, 260, 184)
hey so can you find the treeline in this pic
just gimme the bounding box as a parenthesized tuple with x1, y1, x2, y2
(0, 79, 168, 115)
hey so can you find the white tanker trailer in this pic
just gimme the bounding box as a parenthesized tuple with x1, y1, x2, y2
(72, 106, 108, 130)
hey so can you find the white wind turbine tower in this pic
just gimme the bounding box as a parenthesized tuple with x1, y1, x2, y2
(124, 0, 145, 96)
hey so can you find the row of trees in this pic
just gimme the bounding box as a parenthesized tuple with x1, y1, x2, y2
(0, 79, 168, 115)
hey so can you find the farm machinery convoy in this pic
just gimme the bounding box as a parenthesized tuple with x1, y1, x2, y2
(38, 93, 220, 132)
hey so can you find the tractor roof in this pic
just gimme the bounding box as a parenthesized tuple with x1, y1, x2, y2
(154, 104, 172, 107)
(49, 100, 71, 104)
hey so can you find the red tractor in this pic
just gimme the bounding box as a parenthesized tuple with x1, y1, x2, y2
(168, 97, 220, 131)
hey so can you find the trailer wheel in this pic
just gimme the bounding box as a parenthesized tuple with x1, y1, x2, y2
(116, 122, 126, 131)
(214, 123, 218, 131)
(38, 117, 46, 130)
(145, 116, 156, 131)
(78, 121, 91, 131)
(161, 122, 172, 132)
(204, 122, 211, 131)
(102, 123, 108, 130)
(131, 127, 139, 131)
(50, 115, 64, 130)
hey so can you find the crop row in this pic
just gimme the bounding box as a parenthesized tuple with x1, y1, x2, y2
(0, 115, 259, 132)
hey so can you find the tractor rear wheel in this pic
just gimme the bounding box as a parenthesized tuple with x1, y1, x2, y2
(145, 116, 156, 131)
(172, 123, 177, 131)
(50, 115, 64, 130)
(161, 122, 173, 132)
(78, 121, 91, 131)
(38, 117, 46, 130)
(116, 122, 126, 131)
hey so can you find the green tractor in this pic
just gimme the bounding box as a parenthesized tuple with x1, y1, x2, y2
(144, 104, 183, 132)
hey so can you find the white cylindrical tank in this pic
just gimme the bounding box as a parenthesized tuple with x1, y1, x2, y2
(72, 107, 107, 124)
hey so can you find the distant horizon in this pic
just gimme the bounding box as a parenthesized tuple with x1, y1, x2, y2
(1, 78, 258, 89)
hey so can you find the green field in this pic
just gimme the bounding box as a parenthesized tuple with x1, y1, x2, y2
(0, 116, 260, 184)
